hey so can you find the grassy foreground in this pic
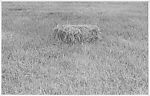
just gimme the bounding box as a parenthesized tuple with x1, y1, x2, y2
(2, 2, 148, 95)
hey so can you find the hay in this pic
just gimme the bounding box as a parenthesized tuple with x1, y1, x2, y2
(53, 24, 101, 44)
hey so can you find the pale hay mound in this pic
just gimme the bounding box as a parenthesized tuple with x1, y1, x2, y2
(53, 24, 101, 44)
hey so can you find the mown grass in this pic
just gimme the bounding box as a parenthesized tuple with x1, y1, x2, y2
(2, 2, 148, 95)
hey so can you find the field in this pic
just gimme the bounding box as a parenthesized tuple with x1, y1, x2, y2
(2, 2, 148, 95)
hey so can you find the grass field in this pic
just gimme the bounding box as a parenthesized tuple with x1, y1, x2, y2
(2, 2, 148, 95)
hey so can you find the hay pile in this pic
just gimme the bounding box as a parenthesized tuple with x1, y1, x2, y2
(53, 24, 101, 44)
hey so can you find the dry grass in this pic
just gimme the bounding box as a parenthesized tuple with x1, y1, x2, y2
(2, 2, 148, 95)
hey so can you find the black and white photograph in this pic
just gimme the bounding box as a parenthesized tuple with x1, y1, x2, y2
(1, 1, 148, 95)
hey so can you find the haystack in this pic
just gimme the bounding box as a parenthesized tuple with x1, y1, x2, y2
(53, 24, 101, 44)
